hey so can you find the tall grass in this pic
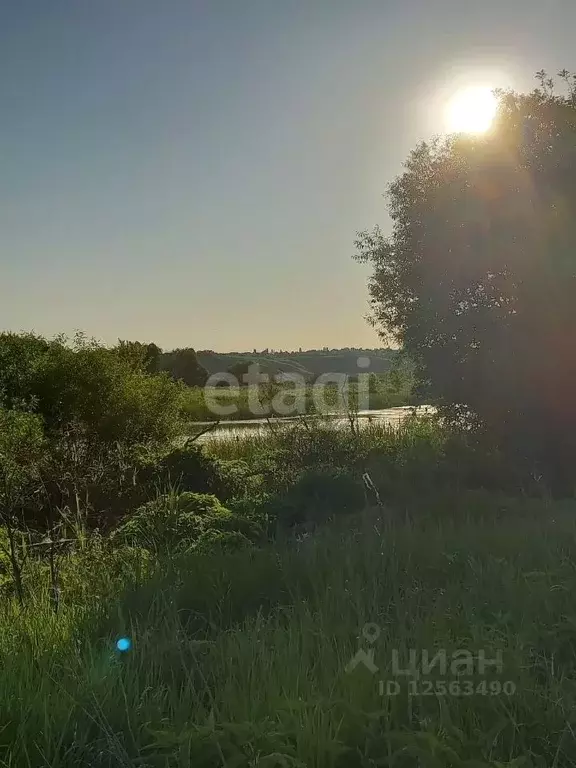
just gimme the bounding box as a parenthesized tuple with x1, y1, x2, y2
(180, 381, 415, 423)
(2, 495, 576, 766)
(204, 415, 536, 500)
(202, 415, 440, 462)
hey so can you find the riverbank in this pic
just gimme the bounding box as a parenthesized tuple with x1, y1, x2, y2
(186, 405, 436, 442)
(179, 377, 416, 423)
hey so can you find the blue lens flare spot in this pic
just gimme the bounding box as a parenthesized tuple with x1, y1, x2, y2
(116, 637, 131, 652)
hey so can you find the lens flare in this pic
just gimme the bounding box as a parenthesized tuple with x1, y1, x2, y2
(116, 637, 131, 652)
(446, 86, 497, 134)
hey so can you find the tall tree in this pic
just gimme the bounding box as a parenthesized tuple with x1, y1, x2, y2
(116, 340, 162, 373)
(160, 348, 208, 388)
(227, 360, 255, 383)
(355, 72, 576, 489)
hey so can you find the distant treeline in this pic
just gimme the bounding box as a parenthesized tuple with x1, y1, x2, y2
(143, 345, 400, 387)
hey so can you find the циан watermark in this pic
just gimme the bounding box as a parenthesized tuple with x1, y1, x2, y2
(346, 622, 381, 673)
(346, 622, 516, 697)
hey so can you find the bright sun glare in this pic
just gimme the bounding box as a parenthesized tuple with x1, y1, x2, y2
(446, 86, 498, 134)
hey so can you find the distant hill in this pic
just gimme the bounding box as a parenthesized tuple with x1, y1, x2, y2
(194, 348, 398, 379)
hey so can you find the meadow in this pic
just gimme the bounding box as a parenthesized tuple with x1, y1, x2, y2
(2, 333, 576, 767)
(3, 487, 576, 766)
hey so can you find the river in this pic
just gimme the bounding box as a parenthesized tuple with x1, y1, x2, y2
(189, 405, 435, 443)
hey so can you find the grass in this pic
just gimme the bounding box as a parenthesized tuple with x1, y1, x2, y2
(3, 493, 576, 766)
(180, 379, 414, 422)
(200, 415, 442, 461)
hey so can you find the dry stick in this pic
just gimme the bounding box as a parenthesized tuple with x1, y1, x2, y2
(341, 377, 360, 438)
(342, 382, 385, 514)
(29, 535, 76, 614)
(0, 472, 26, 608)
(48, 532, 61, 615)
(4, 515, 24, 607)
(298, 414, 312, 435)
(362, 472, 383, 508)
(38, 470, 66, 615)
(265, 415, 281, 440)
(186, 420, 221, 445)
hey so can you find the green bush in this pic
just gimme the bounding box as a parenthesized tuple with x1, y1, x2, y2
(0, 332, 187, 528)
(269, 468, 366, 528)
(0, 332, 182, 448)
(193, 528, 253, 554)
(151, 442, 258, 501)
(152, 443, 222, 493)
(213, 457, 261, 500)
(112, 491, 262, 554)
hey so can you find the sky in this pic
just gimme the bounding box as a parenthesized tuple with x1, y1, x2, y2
(1, 0, 575, 352)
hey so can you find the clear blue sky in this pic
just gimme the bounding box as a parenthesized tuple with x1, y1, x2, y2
(1, 0, 574, 351)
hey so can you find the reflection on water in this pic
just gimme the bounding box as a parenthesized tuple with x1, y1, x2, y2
(189, 405, 435, 443)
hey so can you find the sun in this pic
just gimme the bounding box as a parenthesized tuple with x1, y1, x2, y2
(446, 86, 498, 134)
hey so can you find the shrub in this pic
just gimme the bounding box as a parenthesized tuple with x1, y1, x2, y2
(112, 492, 262, 554)
(0, 332, 182, 448)
(270, 468, 365, 529)
(152, 442, 259, 502)
(213, 458, 261, 500)
(0, 332, 185, 528)
(193, 529, 253, 554)
(152, 443, 222, 493)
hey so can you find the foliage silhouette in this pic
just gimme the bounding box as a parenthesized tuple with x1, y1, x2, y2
(355, 71, 576, 490)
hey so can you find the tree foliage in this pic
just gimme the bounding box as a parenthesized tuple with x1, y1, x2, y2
(227, 360, 254, 382)
(115, 340, 162, 373)
(0, 332, 184, 525)
(0, 408, 46, 512)
(355, 71, 576, 487)
(159, 347, 209, 387)
(0, 408, 47, 602)
(0, 332, 181, 448)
